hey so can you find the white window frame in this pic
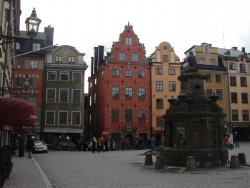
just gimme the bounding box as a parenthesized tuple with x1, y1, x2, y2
(58, 111, 68, 125)
(60, 71, 69, 81)
(72, 89, 81, 103)
(47, 71, 57, 81)
(46, 88, 56, 103)
(72, 72, 82, 82)
(45, 111, 55, 125)
(71, 111, 81, 125)
(59, 88, 69, 103)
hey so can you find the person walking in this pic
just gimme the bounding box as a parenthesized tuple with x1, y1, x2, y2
(26, 135, 34, 158)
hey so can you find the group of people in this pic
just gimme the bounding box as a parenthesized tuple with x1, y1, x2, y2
(224, 132, 240, 150)
(87, 137, 116, 153)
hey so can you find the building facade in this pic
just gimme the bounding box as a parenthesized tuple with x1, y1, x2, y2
(184, 43, 228, 121)
(148, 41, 181, 145)
(89, 23, 151, 148)
(218, 47, 250, 140)
(13, 26, 54, 135)
(42, 45, 87, 146)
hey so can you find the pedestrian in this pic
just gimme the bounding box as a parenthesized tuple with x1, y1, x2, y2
(233, 132, 240, 148)
(91, 136, 97, 153)
(26, 135, 34, 158)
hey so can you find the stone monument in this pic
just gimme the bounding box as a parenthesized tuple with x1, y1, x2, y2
(162, 52, 228, 167)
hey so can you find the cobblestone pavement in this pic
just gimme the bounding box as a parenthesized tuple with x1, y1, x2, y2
(34, 142, 250, 188)
(4, 156, 46, 188)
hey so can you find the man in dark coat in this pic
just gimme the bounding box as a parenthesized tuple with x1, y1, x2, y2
(26, 135, 34, 158)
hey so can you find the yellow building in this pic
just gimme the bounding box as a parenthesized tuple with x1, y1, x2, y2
(218, 47, 250, 140)
(149, 42, 181, 144)
(184, 43, 229, 122)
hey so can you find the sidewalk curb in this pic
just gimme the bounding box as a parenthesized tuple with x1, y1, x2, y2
(32, 157, 54, 188)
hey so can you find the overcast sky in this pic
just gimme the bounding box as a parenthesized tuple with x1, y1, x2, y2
(20, 0, 250, 92)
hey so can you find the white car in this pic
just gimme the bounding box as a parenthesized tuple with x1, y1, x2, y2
(33, 141, 48, 153)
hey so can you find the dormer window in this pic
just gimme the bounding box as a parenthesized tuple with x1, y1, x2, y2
(125, 37, 132, 45)
(68, 56, 75, 64)
(56, 56, 62, 63)
(32, 43, 41, 51)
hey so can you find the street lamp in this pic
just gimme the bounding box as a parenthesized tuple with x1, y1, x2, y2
(0, 8, 41, 96)
(25, 8, 41, 39)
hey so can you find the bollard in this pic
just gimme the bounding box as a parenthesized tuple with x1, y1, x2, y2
(186, 156, 196, 171)
(155, 153, 164, 170)
(230, 155, 240, 168)
(144, 153, 153, 166)
(238, 153, 246, 165)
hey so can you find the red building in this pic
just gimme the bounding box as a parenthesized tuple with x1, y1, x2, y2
(89, 23, 151, 148)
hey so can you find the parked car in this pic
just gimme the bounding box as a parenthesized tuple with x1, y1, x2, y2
(53, 141, 77, 151)
(33, 141, 48, 153)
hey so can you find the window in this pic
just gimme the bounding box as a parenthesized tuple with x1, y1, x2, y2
(72, 72, 81, 82)
(125, 87, 132, 99)
(232, 110, 238, 121)
(16, 77, 23, 88)
(138, 70, 145, 78)
(29, 78, 38, 88)
(119, 52, 126, 61)
(229, 62, 236, 70)
(163, 55, 169, 62)
(169, 81, 176, 91)
(125, 37, 132, 45)
(55, 56, 62, 63)
(59, 89, 69, 103)
(241, 93, 248, 104)
(59, 111, 68, 125)
(72, 111, 81, 125)
(206, 89, 212, 97)
(112, 69, 119, 77)
(24, 77, 29, 87)
(132, 53, 138, 62)
(210, 59, 216, 65)
(155, 67, 163, 75)
(231, 92, 238, 103)
(216, 89, 223, 100)
(68, 56, 75, 63)
(215, 74, 221, 83)
(230, 76, 237, 86)
(60, 71, 69, 81)
(168, 67, 175, 75)
(239, 63, 246, 72)
(206, 74, 211, 82)
(46, 89, 56, 103)
(16, 42, 20, 50)
(125, 109, 133, 121)
(125, 69, 132, 77)
(156, 116, 164, 128)
(32, 43, 40, 51)
(204, 46, 210, 53)
(242, 110, 249, 121)
(156, 81, 163, 91)
(31, 60, 38, 69)
(240, 77, 247, 87)
(47, 71, 57, 81)
(156, 98, 164, 109)
(45, 111, 55, 125)
(199, 58, 205, 64)
(72, 89, 80, 103)
(138, 110, 146, 121)
(26, 96, 38, 108)
(112, 87, 119, 99)
(111, 109, 119, 121)
(138, 88, 145, 99)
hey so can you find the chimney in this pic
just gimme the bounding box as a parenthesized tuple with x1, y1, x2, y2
(44, 25, 54, 46)
(242, 47, 246, 53)
(232, 47, 238, 50)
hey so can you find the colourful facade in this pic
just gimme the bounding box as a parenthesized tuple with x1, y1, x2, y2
(149, 42, 181, 144)
(89, 24, 151, 148)
(184, 43, 228, 122)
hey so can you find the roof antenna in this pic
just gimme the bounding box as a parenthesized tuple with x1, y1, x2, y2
(222, 30, 225, 48)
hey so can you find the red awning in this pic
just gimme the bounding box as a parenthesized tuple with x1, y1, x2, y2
(0, 98, 37, 127)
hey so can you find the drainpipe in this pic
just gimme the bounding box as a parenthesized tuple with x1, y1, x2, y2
(225, 59, 232, 132)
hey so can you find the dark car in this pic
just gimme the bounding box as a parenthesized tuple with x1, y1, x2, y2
(54, 141, 77, 151)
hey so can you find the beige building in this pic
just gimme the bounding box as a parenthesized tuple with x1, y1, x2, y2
(184, 43, 229, 122)
(218, 47, 250, 140)
(149, 41, 181, 144)
(0, 0, 21, 97)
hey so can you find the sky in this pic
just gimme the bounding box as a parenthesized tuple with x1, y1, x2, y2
(20, 0, 250, 92)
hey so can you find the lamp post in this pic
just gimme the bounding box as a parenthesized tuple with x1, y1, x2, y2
(0, 8, 41, 97)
